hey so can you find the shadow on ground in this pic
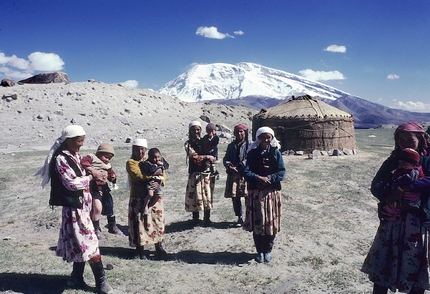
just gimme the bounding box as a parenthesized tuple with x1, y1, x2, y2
(0, 272, 97, 294)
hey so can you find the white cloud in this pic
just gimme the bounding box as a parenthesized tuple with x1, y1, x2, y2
(121, 80, 139, 88)
(196, 26, 233, 39)
(234, 30, 244, 35)
(324, 44, 347, 53)
(28, 52, 64, 71)
(387, 74, 399, 80)
(391, 100, 430, 113)
(0, 51, 64, 80)
(298, 69, 346, 81)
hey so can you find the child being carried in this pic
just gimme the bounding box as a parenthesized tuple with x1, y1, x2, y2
(139, 148, 169, 230)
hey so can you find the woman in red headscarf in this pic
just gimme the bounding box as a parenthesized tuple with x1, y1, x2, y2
(362, 122, 430, 294)
(223, 124, 251, 226)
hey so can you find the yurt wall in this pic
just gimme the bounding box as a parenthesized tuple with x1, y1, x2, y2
(251, 95, 357, 153)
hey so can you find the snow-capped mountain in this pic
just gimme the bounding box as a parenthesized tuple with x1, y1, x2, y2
(159, 62, 350, 102)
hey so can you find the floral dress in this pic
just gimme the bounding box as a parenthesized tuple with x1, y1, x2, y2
(184, 140, 215, 212)
(127, 158, 165, 246)
(55, 150, 100, 262)
(361, 155, 430, 292)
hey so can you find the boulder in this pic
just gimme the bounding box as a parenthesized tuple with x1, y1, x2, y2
(1, 78, 16, 87)
(18, 72, 70, 84)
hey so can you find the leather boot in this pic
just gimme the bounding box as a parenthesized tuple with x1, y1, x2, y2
(136, 245, 148, 260)
(155, 242, 167, 257)
(372, 283, 388, 294)
(192, 212, 199, 226)
(107, 215, 123, 235)
(203, 210, 212, 227)
(89, 257, 113, 294)
(67, 262, 87, 289)
(93, 220, 105, 240)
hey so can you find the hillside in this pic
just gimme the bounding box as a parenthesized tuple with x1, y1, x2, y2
(0, 82, 255, 153)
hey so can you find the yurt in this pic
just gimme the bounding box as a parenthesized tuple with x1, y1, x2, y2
(252, 95, 357, 153)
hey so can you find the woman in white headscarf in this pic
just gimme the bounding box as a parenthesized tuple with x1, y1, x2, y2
(244, 126, 286, 263)
(36, 125, 113, 293)
(184, 120, 218, 226)
(126, 138, 167, 260)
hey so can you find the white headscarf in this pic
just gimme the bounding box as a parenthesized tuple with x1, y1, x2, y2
(189, 120, 201, 129)
(132, 138, 148, 148)
(35, 125, 86, 188)
(247, 126, 281, 152)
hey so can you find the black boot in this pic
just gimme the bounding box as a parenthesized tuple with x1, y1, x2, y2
(253, 234, 264, 263)
(192, 212, 199, 226)
(136, 245, 148, 260)
(372, 283, 388, 294)
(89, 258, 113, 294)
(107, 215, 123, 235)
(203, 210, 212, 227)
(410, 287, 425, 294)
(67, 262, 86, 289)
(93, 220, 105, 240)
(155, 242, 167, 257)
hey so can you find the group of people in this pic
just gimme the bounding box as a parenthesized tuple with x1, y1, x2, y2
(37, 119, 430, 293)
(36, 120, 286, 293)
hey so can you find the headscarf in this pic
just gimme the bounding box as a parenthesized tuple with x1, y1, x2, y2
(132, 138, 148, 148)
(395, 122, 425, 134)
(234, 124, 248, 132)
(189, 120, 202, 130)
(394, 122, 428, 156)
(36, 125, 86, 188)
(247, 126, 281, 152)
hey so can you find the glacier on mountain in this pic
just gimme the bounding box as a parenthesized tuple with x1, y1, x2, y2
(158, 62, 351, 102)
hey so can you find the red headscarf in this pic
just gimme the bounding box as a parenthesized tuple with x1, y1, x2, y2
(234, 124, 248, 132)
(394, 122, 428, 156)
(394, 122, 424, 134)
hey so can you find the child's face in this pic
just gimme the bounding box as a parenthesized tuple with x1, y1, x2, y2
(98, 152, 113, 164)
(398, 159, 414, 169)
(150, 152, 162, 164)
(207, 129, 216, 136)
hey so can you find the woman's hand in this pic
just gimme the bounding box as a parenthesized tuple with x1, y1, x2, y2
(153, 168, 163, 176)
(92, 169, 108, 182)
(257, 176, 271, 185)
(387, 187, 404, 207)
(149, 181, 160, 190)
(228, 165, 238, 173)
(205, 155, 216, 163)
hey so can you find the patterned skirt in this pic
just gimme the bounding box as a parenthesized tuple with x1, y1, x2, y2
(128, 196, 165, 247)
(224, 172, 248, 198)
(243, 188, 282, 236)
(56, 192, 100, 262)
(361, 212, 430, 292)
(185, 172, 215, 212)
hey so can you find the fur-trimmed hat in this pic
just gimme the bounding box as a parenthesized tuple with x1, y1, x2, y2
(399, 148, 420, 165)
(96, 142, 115, 156)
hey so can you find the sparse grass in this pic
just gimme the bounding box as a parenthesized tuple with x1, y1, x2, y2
(0, 129, 396, 293)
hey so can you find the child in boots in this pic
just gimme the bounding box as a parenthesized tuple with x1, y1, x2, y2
(139, 148, 169, 230)
(81, 143, 122, 239)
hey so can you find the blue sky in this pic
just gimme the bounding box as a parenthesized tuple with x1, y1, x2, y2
(1, 1, 429, 112)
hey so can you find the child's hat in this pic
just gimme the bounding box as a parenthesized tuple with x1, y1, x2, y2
(97, 142, 115, 156)
(206, 123, 216, 131)
(399, 148, 420, 165)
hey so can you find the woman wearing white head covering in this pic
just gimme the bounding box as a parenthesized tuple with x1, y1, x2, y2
(126, 138, 167, 259)
(36, 125, 113, 293)
(244, 126, 286, 263)
(184, 120, 217, 226)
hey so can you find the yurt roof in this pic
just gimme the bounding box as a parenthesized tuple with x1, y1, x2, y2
(258, 95, 352, 118)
